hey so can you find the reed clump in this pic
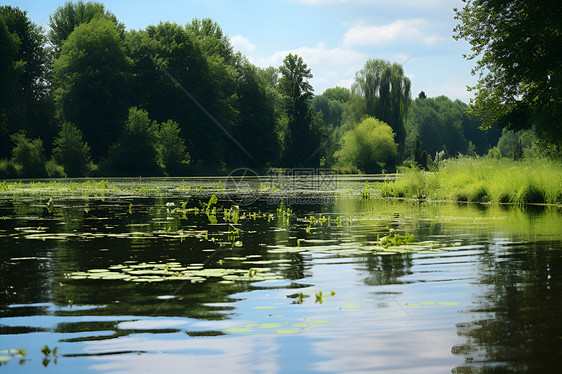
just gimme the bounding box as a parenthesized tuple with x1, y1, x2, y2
(381, 157, 562, 205)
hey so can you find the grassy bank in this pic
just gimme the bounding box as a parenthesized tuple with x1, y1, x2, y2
(380, 157, 562, 204)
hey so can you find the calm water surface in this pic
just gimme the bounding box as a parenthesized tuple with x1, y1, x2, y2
(1, 183, 561, 373)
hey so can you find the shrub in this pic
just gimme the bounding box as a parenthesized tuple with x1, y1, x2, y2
(52, 122, 91, 177)
(0, 159, 19, 179)
(10, 131, 47, 178)
(157, 120, 190, 176)
(107, 107, 161, 176)
(45, 159, 67, 178)
(335, 117, 398, 173)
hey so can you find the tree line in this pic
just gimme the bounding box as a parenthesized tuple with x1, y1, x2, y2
(1, 1, 556, 178)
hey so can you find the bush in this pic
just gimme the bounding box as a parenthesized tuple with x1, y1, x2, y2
(10, 131, 47, 178)
(52, 122, 91, 177)
(157, 120, 190, 176)
(45, 159, 67, 178)
(335, 117, 398, 174)
(107, 107, 161, 176)
(0, 159, 19, 179)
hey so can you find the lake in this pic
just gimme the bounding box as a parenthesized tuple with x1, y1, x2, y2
(1, 176, 561, 373)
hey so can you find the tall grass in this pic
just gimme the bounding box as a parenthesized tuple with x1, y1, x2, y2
(381, 157, 562, 204)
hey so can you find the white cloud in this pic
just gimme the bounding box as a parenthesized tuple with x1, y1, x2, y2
(254, 42, 366, 93)
(291, 0, 451, 7)
(230, 35, 256, 54)
(292, 0, 355, 4)
(343, 19, 444, 47)
(425, 76, 474, 103)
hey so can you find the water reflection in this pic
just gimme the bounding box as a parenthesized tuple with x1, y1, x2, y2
(1, 194, 561, 373)
(452, 240, 562, 373)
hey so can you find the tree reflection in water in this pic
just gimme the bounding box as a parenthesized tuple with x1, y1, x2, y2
(453, 240, 562, 373)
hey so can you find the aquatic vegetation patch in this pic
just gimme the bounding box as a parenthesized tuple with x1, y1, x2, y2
(380, 158, 562, 205)
(224, 318, 332, 335)
(0, 349, 27, 367)
(378, 231, 415, 248)
(64, 260, 282, 283)
(267, 237, 458, 256)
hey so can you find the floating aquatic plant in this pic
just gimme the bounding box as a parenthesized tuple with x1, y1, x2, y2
(378, 231, 415, 248)
(65, 260, 281, 283)
(0, 349, 27, 367)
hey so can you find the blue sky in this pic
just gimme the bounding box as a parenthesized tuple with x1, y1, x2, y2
(6, 0, 477, 102)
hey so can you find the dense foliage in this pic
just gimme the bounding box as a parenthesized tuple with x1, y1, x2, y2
(53, 17, 131, 160)
(351, 59, 411, 158)
(335, 117, 398, 173)
(0, 6, 54, 159)
(405, 96, 500, 159)
(1, 1, 558, 179)
(454, 0, 562, 149)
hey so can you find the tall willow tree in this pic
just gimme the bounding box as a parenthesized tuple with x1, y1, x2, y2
(352, 59, 411, 159)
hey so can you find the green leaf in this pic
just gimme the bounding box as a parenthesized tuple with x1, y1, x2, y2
(41, 345, 50, 356)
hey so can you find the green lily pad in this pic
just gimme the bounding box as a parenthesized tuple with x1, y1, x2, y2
(258, 323, 284, 329)
(307, 320, 330, 324)
(341, 305, 362, 309)
(275, 329, 300, 334)
(225, 328, 253, 333)
(252, 306, 277, 310)
(438, 302, 460, 306)
(291, 323, 309, 328)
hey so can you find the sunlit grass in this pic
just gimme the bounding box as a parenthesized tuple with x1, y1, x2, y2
(381, 157, 562, 204)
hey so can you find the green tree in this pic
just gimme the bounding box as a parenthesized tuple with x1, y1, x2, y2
(10, 131, 47, 177)
(323, 86, 351, 104)
(157, 120, 190, 175)
(228, 61, 281, 167)
(454, 0, 562, 149)
(185, 18, 235, 64)
(0, 6, 54, 158)
(312, 87, 351, 129)
(53, 17, 131, 160)
(107, 107, 160, 176)
(52, 122, 91, 177)
(405, 96, 498, 158)
(278, 53, 322, 166)
(126, 22, 235, 167)
(335, 117, 398, 174)
(48, 1, 124, 58)
(495, 128, 534, 159)
(352, 59, 411, 159)
(0, 16, 18, 146)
